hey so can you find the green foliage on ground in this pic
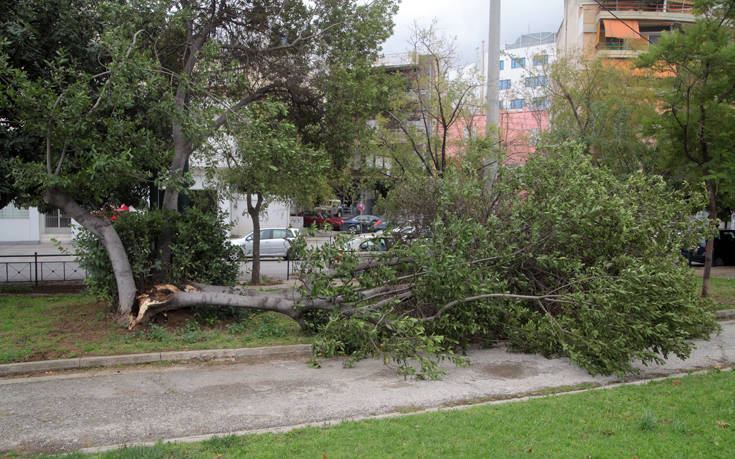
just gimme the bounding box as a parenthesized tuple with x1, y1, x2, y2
(301, 146, 719, 378)
(0, 294, 307, 364)
(74, 207, 241, 303)
(57, 370, 735, 458)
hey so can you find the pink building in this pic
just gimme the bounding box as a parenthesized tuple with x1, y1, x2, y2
(448, 108, 550, 166)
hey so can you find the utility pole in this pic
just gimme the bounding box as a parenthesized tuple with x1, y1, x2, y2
(485, 0, 501, 183)
(486, 0, 501, 133)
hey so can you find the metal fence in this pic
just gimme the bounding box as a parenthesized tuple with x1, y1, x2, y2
(0, 253, 86, 285)
(0, 253, 305, 285)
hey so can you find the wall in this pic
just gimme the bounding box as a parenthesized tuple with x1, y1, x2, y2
(0, 205, 41, 243)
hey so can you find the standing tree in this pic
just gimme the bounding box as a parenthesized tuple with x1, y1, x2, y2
(211, 100, 329, 284)
(545, 55, 658, 176)
(0, 0, 118, 209)
(0, 17, 172, 313)
(637, 0, 735, 296)
(376, 23, 483, 177)
(1, 0, 399, 317)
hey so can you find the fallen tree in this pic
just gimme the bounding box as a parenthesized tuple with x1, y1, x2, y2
(129, 147, 719, 378)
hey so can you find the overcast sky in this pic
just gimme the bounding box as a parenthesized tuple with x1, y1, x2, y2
(381, 0, 565, 65)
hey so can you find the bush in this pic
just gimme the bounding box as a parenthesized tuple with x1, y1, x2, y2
(75, 207, 240, 303)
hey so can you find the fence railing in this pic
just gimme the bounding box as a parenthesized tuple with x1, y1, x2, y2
(0, 253, 86, 285)
(599, 1, 693, 13)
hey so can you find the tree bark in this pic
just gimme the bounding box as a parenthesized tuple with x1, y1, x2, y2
(130, 283, 303, 329)
(248, 193, 264, 284)
(42, 188, 137, 316)
(701, 178, 718, 297)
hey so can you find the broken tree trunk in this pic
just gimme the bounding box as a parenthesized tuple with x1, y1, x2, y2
(43, 188, 138, 317)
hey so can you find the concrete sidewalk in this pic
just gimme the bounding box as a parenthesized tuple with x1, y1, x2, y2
(1, 320, 733, 455)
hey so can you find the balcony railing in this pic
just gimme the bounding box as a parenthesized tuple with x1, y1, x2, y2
(598, 1, 693, 13)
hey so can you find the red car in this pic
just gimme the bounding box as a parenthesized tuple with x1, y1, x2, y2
(302, 211, 343, 230)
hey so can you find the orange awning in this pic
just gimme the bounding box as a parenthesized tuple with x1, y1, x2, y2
(603, 19, 640, 39)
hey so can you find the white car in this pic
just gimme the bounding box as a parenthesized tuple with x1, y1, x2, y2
(231, 228, 301, 259)
(345, 234, 392, 252)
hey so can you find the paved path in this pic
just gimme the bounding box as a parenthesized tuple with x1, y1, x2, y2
(1, 320, 734, 455)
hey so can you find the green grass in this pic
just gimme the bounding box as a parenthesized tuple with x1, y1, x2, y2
(705, 277, 735, 311)
(0, 294, 310, 364)
(52, 370, 735, 458)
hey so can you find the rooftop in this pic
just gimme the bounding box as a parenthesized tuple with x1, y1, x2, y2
(505, 32, 557, 50)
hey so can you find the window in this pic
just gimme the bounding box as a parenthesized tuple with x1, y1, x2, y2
(510, 99, 525, 109)
(499, 60, 504, 70)
(532, 97, 549, 109)
(45, 209, 71, 228)
(524, 76, 548, 87)
(272, 229, 288, 239)
(511, 57, 526, 68)
(533, 54, 549, 66)
(499, 79, 511, 90)
(498, 100, 504, 109)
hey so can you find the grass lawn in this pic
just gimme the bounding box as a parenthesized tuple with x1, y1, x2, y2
(51, 370, 735, 458)
(0, 293, 310, 364)
(1, 273, 732, 364)
(702, 277, 735, 310)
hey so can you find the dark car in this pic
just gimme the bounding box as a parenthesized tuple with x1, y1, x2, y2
(340, 215, 382, 233)
(684, 229, 735, 266)
(301, 211, 343, 230)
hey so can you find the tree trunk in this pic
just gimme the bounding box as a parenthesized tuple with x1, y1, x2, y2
(701, 179, 718, 297)
(42, 188, 137, 316)
(248, 193, 264, 284)
(158, 119, 193, 277)
(130, 283, 304, 329)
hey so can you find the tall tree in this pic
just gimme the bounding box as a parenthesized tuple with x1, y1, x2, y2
(0, 0, 108, 208)
(210, 100, 329, 284)
(1, 0, 399, 317)
(637, 0, 735, 296)
(376, 23, 482, 177)
(545, 56, 658, 176)
(0, 20, 172, 314)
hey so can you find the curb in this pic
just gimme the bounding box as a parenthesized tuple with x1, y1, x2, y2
(0, 344, 312, 377)
(2, 311, 734, 378)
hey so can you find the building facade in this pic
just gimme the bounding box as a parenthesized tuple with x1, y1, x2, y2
(475, 33, 556, 164)
(557, 0, 694, 60)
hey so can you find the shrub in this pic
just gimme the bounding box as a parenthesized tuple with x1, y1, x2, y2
(75, 207, 240, 303)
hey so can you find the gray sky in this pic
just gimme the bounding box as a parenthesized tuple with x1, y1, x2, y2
(381, 0, 565, 64)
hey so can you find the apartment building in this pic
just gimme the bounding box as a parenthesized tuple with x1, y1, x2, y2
(477, 33, 556, 164)
(557, 0, 695, 59)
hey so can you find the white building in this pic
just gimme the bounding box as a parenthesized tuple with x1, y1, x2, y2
(494, 32, 557, 113)
(0, 203, 72, 243)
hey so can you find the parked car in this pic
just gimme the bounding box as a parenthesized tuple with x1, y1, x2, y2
(231, 228, 301, 259)
(301, 211, 343, 230)
(315, 199, 344, 217)
(340, 215, 383, 233)
(683, 229, 735, 266)
(372, 219, 389, 232)
(336, 235, 393, 260)
(352, 235, 392, 252)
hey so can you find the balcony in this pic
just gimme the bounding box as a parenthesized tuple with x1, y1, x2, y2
(598, 1, 693, 13)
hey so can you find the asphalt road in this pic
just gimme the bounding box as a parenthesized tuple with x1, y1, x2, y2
(2, 320, 734, 455)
